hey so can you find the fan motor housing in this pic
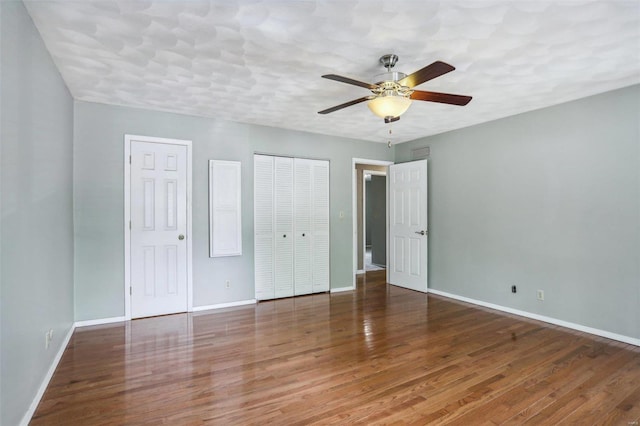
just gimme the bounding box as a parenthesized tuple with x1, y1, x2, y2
(372, 71, 406, 85)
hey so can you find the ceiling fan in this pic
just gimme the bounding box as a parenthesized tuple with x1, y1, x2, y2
(318, 54, 472, 123)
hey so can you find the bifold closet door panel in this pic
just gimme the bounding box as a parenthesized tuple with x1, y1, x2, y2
(274, 156, 294, 298)
(312, 160, 330, 293)
(255, 235, 274, 300)
(294, 232, 312, 295)
(254, 155, 275, 300)
(294, 159, 313, 295)
(254, 155, 330, 300)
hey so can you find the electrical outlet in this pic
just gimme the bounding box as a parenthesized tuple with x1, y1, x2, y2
(511, 285, 517, 293)
(537, 289, 544, 301)
(225, 280, 230, 289)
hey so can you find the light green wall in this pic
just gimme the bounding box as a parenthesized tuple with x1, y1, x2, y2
(0, 1, 75, 424)
(395, 85, 640, 339)
(74, 101, 393, 320)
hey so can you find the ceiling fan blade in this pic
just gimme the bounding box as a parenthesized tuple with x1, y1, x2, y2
(322, 74, 378, 90)
(410, 90, 472, 106)
(318, 96, 373, 114)
(398, 61, 455, 88)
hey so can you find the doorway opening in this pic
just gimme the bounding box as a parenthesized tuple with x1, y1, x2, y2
(351, 158, 393, 287)
(364, 171, 387, 272)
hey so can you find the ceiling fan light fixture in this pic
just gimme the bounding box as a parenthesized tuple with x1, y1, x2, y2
(319, 55, 471, 120)
(367, 94, 412, 119)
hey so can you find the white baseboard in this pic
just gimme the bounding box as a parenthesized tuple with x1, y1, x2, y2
(20, 323, 75, 426)
(74, 316, 127, 328)
(331, 285, 355, 293)
(192, 299, 256, 312)
(428, 288, 640, 347)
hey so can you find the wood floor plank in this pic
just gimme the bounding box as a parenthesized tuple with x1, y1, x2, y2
(31, 271, 640, 425)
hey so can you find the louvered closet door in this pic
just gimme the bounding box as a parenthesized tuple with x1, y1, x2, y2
(274, 156, 294, 298)
(311, 160, 330, 292)
(294, 159, 313, 295)
(254, 155, 275, 300)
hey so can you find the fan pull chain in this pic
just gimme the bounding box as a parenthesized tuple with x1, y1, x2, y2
(387, 127, 393, 148)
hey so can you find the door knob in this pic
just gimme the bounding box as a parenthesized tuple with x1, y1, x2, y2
(178, 234, 185, 240)
(414, 230, 428, 236)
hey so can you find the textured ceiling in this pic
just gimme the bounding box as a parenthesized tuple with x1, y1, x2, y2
(23, 0, 640, 144)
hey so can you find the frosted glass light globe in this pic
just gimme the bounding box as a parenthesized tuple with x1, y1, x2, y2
(367, 95, 412, 118)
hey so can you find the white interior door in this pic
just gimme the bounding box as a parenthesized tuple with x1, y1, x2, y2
(388, 160, 428, 292)
(130, 141, 188, 318)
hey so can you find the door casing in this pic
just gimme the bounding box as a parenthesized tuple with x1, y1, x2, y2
(124, 134, 193, 320)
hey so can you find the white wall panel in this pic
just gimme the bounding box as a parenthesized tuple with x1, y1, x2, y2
(209, 160, 242, 257)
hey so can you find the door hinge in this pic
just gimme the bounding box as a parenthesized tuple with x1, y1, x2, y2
(129, 220, 131, 229)
(130, 286, 132, 295)
(129, 155, 132, 164)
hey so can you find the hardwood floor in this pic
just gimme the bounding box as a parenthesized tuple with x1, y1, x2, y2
(33, 271, 640, 425)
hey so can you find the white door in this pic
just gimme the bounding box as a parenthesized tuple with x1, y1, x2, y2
(388, 160, 428, 292)
(130, 141, 188, 318)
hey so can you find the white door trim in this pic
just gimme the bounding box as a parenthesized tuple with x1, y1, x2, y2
(351, 158, 393, 287)
(124, 134, 193, 320)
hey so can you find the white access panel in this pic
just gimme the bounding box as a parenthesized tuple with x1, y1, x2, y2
(209, 160, 242, 257)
